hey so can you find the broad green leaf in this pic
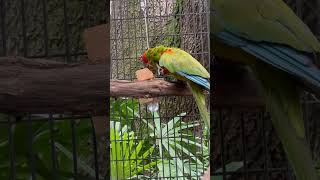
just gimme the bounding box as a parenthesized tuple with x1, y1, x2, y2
(212, 161, 244, 180)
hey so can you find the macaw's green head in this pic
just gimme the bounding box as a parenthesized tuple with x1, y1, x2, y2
(140, 45, 168, 66)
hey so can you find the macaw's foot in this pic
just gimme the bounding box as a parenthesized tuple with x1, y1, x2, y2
(164, 76, 177, 82)
(165, 78, 187, 86)
(171, 79, 187, 86)
(176, 80, 186, 85)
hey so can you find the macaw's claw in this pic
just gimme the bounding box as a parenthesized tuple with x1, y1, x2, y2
(164, 75, 177, 82)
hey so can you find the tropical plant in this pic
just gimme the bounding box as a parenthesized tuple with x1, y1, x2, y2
(140, 112, 209, 179)
(0, 114, 96, 180)
(110, 98, 209, 179)
(110, 121, 159, 179)
(110, 98, 140, 129)
(212, 161, 244, 180)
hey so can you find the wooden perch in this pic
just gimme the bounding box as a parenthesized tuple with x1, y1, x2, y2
(110, 79, 192, 97)
(0, 56, 192, 114)
(0, 56, 265, 114)
(0, 56, 107, 114)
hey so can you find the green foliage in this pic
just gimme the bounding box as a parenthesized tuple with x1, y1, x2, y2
(110, 98, 150, 138)
(0, 114, 96, 180)
(110, 98, 209, 179)
(316, 161, 320, 176)
(110, 121, 159, 179)
(142, 112, 209, 178)
(110, 98, 140, 129)
(212, 162, 244, 180)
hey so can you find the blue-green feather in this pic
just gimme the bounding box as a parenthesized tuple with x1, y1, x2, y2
(176, 72, 210, 90)
(216, 31, 320, 90)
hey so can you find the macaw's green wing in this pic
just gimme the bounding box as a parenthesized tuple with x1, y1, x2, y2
(159, 48, 210, 89)
(159, 48, 210, 78)
(213, 0, 320, 52)
(216, 31, 320, 92)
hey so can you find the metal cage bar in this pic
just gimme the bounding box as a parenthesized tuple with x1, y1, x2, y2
(0, 0, 107, 179)
(110, 0, 210, 179)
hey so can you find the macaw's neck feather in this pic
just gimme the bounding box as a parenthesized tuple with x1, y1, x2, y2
(146, 45, 169, 63)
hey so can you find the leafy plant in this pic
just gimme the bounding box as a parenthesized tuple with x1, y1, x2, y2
(316, 160, 320, 176)
(110, 98, 209, 179)
(140, 112, 209, 179)
(110, 121, 159, 179)
(212, 161, 244, 180)
(110, 98, 140, 129)
(0, 114, 96, 180)
(157, 158, 209, 179)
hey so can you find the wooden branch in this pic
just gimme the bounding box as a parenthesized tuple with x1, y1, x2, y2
(0, 56, 265, 114)
(0, 56, 191, 114)
(0, 56, 107, 115)
(110, 79, 192, 97)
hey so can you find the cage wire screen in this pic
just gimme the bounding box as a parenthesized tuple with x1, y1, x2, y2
(211, 0, 320, 179)
(110, 0, 210, 179)
(0, 0, 106, 179)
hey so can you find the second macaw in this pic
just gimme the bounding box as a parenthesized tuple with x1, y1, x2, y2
(140, 46, 210, 128)
(211, 0, 320, 179)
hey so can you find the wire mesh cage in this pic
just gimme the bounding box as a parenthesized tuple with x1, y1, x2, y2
(110, 0, 210, 179)
(0, 0, 106, 179)
(210, 0, 320, 179)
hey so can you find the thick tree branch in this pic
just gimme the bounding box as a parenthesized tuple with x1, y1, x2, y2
(110, 79, 192, 97)
(0, 56, 106, 114)
(0, 57, 192, 114)
(0, 57, 265, 114)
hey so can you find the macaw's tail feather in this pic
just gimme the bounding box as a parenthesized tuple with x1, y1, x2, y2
(264, 87, 318, 180)
(188, 82, 210, 128)
(177, 71, 210, 90)
(254, 64, 319, 180)
(216, 31, 320, 94)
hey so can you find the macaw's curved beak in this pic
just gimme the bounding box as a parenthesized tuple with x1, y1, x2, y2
(146, 64, 156, 73)
(144, 64, 150, 69)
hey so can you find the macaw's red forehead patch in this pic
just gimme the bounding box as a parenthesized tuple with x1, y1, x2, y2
(141, 52, 148, 64)
(165, 48, 173, 54)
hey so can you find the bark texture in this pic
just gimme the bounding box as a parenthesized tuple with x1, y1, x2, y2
(0, 56, 106, 114)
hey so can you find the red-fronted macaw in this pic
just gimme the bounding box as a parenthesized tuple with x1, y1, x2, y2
(140, 46, 210, 128)
(211, 0, 320, 179)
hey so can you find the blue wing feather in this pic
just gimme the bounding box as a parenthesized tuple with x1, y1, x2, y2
(217, 31, 320, 91)
(176, 71, 210, 90)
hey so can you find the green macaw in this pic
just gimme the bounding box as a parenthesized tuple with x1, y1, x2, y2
(211, 0, 320, 179)
(140, 46, 210, 128)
